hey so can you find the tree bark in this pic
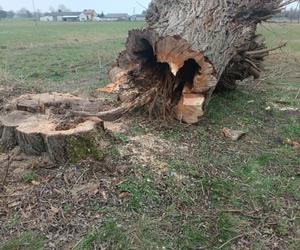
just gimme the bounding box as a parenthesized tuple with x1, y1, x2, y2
(102, 0, 290, 124)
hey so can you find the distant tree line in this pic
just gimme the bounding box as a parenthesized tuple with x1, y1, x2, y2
(0, 6, 14, 19)
(1, 4, 298, 22)
(275, 7, 300, 22)
(0, 8, 40, 19)
(0, 4, 73, 20)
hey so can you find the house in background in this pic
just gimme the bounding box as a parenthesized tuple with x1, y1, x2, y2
(79, 9, 97, 21)
(40, 11, 136, 22)
(40, 15, 54, 21)
(100, 13, 129, 21)
(40, 12, 81, 21)
(40, 10, 98, 22)
(130, 14, 146, 21)
(58, 12, 81, 22)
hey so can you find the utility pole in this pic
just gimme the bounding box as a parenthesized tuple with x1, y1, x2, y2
(298, 0, 300, 23)
(32, 0, 37, 25)
(32, 0, 36, 15)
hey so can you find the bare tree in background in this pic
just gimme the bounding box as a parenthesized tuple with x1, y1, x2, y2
(0, 10, 7, 20)
(49, 6, 55, 13)
(48, 5, 71, 13)
(17, 8, 33, 18)
(58, 4, 71, 12)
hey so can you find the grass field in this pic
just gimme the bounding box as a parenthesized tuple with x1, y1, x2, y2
(0, 20, 299, 250)
(0, 20, 143, 95)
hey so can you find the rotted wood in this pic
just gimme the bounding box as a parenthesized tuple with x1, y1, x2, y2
(0, 93, 111, 164)
(98, 0, 292, 124)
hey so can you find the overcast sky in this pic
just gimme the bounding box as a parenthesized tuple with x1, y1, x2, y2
(0, 0, 297, 13)
(0, 0, 151, 14)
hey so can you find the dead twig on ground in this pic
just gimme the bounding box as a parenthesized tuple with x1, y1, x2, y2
(217, 233, 249, 249)
(219, 209, 263, 220)
(0, 193, 25, 198)
(0, 149, 20, 192)
(1, 155, 12, 192)
(295, 89, 300, 100)
(72, 237, 84, 250)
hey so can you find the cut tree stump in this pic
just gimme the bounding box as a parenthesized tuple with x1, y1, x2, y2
(0, 93, 111, 164)
(99, 0, 291, 124)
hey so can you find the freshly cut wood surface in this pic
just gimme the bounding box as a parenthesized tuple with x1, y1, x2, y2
(0, 93, 109, 164)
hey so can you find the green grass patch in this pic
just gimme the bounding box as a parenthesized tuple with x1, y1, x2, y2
(75, 217, 130, 250)
(113, 132, 130, 143)
(0, 20, 144, 94)
(4, 214, 20, 230)
(129, 123, 146, 136)
(216, 213, 247, 243)
(281, 124, 300, 140)
(118, 173, 161, 211)
(258, 23, 300, 54)
(76, 214, 210, 250)
(22, 170, 38, 183)
(1, 232, 45, 250)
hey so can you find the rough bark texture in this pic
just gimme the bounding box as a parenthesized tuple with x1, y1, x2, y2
(0, 93, 110, 164)
(102, 0, 289, 123)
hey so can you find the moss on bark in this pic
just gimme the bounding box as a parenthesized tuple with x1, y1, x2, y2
(66, 131, 107, 163)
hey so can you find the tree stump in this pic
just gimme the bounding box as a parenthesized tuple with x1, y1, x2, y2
(100, 0, 290, 124)
(0, 93, 110, 164)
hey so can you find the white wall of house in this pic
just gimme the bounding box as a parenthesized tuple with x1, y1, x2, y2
(62, 16, 79, 21)
(40, 16, 53, 21)
(136, 16, 145, 21)
(79, 13, 87, 21)
(131, 16, 145, 21)
(99, 17, 119, 22)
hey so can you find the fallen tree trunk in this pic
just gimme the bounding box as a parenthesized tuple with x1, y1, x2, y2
(100, 0, 292, 124)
